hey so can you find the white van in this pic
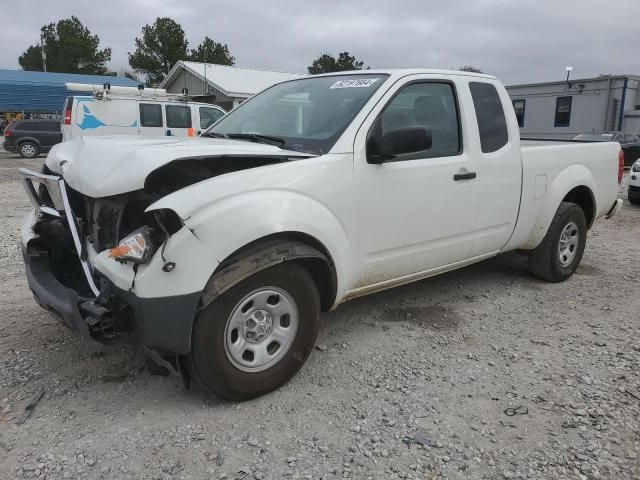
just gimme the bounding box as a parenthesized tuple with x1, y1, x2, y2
(61, 84, 225, 142)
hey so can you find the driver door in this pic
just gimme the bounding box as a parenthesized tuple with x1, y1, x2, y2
(353, 78, 477, 288)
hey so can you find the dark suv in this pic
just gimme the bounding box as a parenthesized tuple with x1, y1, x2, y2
(3, 119, 62, 158)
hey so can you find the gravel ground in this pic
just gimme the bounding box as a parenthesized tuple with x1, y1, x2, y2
(0, 151, 639, 480)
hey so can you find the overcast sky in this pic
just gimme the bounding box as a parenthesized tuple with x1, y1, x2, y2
(1, 0, 638, 85)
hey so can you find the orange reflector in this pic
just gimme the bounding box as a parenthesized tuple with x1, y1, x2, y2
(187, 128, 194, 137)
(109, 245, 130, 258)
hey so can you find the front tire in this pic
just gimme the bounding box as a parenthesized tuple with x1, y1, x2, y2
(189, 262, 320, 401)
(629, 192, 640, 205)
(18, 141, 39, 159)
(528, 202, 587, 282)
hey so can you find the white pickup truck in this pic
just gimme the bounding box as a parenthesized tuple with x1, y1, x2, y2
(20, 70, 624, 400)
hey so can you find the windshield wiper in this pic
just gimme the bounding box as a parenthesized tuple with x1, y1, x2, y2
(225, 133, 286, 148)
(200, 131, 228, 139)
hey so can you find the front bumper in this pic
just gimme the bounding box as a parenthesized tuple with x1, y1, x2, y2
(22, 242, 200, 354)
(19, 167, 203, 355)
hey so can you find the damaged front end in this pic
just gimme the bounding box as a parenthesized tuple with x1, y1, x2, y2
(20, 166, 197, 356)
(20, 147, 313, 373)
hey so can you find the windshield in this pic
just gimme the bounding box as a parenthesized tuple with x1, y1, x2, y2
(573, 133, 614, 141)
(205, 74, 388, 154)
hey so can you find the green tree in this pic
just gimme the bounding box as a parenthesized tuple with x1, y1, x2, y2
(117, 68, 142, 82)
(128, 17, 189, 86)
(18, 16, 111, 74)
(307, 52, 366, 74)
(189, 37, 235, 65)
(459, 65, 483, 73)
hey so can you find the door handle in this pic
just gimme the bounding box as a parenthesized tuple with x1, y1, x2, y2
(453, 171, 477, 181)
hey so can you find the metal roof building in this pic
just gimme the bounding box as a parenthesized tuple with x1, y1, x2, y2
(0, 69, 140, 114)
(160, 61, 303, 110)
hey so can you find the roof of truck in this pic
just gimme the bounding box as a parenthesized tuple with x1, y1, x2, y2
(307, 69, 497, 80)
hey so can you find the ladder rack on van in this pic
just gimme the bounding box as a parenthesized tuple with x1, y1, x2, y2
(64, 83, 191, 102)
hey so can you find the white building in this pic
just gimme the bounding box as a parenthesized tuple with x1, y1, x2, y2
(160, 61, 303, 111)
(506, 75, 640, 139)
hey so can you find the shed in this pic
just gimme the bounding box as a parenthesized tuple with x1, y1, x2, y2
(0, 69, 140, 115)
(160, 61, 303, 110)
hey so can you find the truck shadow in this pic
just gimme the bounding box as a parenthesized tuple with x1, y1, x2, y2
(320, 250, 535, 331)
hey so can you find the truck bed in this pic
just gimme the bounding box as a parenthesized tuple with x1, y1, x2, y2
(503, 139, 621, 251)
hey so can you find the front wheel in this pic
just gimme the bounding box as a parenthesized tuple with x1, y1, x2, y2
(629, 192, 640, 205)
(528, 202, 587, 282)
(18, 141, 39, 158)
(189, 262, 320, 401)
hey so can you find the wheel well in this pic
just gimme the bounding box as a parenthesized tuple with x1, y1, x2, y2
(17, 139, 39, 148)
(216, 232, 338, 312)
(563, 186, 595, 228)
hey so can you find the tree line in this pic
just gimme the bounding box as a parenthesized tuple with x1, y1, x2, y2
(18, 16, 481, 86)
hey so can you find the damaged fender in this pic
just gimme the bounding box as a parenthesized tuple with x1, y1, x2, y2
(199, 240, 333, 312)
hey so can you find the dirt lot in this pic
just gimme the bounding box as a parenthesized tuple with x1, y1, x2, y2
(0, 150, 639, 480)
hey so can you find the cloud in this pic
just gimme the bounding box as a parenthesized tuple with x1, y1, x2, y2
(1, 0, 638, 84)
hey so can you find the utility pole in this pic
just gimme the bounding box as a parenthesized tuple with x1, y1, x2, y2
(203, 48, 208, 95)
(40, 33, 47, 72)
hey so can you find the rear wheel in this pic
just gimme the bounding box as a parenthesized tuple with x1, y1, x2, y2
(629, 192, 640, 205)
(18, 141, 39, 158)
(189, 262, 320, 401)
(528, 202, 587, 282)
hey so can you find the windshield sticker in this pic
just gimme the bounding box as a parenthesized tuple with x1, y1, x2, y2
(330, 78, 379, 89)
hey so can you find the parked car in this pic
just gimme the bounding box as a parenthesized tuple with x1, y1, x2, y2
(3, 119, 62, 158)
(573, 132, 640, 166)
(62, 94, 226, 142)
(629, 159, 640, 205)
(21, 70, 623, 400)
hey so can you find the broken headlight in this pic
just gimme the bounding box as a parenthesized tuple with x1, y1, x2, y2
(109, 227, 157, 264)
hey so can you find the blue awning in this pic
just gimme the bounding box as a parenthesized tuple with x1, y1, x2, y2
(0, 69, 140, 113)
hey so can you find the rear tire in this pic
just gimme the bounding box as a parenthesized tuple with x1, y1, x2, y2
(528, 202, 587, 282)
(18, 141, 39, 159)
(189, 262, 320, 401)
(629, 193, 640, 205)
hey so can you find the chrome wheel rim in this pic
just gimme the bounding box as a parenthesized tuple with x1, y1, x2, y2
(21, 144, 36, 157)
(558, 221, 579, 267)
(224, 287, 298, 372)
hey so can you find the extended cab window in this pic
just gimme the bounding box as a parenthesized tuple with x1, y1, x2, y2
(165, 105, 192, 128)
(469, 82, 509, 153)
(139, 104, 163, 127)
(370, 82, 461, 160)
(199, 107, 224, 129)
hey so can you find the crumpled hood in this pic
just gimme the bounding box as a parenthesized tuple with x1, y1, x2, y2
(46, 136, 310, 198)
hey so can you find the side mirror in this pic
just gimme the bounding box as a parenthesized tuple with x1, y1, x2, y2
(367, 126, 432, 164)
